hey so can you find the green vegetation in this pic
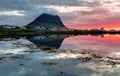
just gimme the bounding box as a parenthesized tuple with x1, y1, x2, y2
(0, 26, 120, 36)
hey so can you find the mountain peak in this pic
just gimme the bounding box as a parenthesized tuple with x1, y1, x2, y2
(27, 13, 65, 29)
(41, 13, 58, 16)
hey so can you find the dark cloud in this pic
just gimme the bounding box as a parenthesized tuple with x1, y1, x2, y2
(31, 0, 81, 6)
(0, 0, 102, 11)
(80, 7, 110, 15)
(102, 1, 113, 4)
(0, 0, 34, 11)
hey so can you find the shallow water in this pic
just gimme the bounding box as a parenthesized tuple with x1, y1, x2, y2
(0, 34, 120, 76)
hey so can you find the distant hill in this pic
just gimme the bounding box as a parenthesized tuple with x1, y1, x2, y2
(0, 25, 19, 29)
(27, 13, 66, 30)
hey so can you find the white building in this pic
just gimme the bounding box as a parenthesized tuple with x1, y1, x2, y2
(50, 27, 68, 31)
(33, 26, 46, 30)
(2, 25, 17, 29)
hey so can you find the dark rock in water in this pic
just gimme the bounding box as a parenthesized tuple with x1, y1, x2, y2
(27, 13, 65, 29)
(40, 62, 58, 66)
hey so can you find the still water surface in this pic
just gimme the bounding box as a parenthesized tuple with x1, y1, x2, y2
(0, 34, 120, 76)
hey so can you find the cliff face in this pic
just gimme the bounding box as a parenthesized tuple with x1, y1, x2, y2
(27, 13, 65, 29)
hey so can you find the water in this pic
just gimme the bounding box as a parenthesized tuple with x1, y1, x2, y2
(0, 34, 120, 76)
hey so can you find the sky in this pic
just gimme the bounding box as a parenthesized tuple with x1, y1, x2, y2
(0, 0, 120, 30)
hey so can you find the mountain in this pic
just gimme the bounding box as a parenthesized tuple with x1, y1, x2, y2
(27, 13, 66, 29)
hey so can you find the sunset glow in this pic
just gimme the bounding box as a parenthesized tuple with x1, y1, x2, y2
(0, 0, 120, 30)
(0, 1, 120, 76)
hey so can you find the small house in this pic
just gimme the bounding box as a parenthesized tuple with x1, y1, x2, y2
(2, 25, 17, 29)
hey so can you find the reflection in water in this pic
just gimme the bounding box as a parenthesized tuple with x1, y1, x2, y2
(27, 35, 69, 50)
(60, 34, 120, 57)
(0, 34, 120, 76)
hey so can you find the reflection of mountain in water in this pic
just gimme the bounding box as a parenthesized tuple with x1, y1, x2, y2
(27, 35, 69, 50)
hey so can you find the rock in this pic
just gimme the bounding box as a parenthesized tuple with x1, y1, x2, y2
(40, 62, 58, 66)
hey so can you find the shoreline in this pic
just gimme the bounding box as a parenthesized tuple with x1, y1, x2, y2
(0, 30, 120, 36)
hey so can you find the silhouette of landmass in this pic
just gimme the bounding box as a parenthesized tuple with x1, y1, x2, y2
(26, 35, 69, 50)
(27, 13, 66, 29)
